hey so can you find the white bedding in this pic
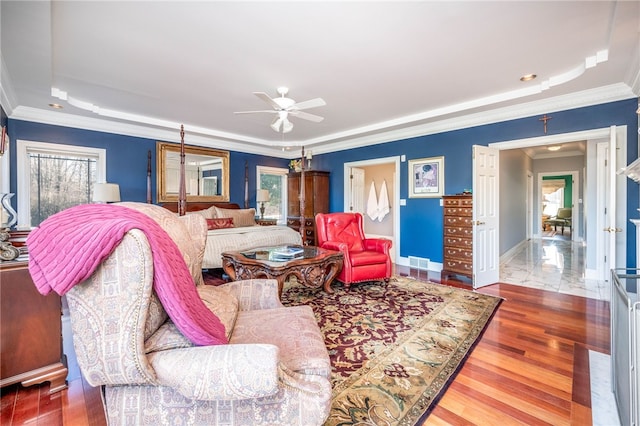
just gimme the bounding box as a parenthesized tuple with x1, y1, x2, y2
(202, 225, 302, 269)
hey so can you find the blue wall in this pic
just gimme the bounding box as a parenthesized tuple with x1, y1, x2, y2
(312, 98, 639, 267)
(6, 120, 288, 207)
(6, 98, 639, 266)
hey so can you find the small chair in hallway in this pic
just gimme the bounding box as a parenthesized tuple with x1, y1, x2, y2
(544, 207, 572, 234)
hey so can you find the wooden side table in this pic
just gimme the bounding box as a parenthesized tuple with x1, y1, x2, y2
(0, 259, 68, 393)
(255, 218, 277, 226)
(222, 245, 343, 297)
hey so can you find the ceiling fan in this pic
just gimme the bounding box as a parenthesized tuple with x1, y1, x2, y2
(234, 87, 326, 133)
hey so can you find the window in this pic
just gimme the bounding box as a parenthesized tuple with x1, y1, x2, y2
(256, 166, 288, 224)
(17, 140, 106, 228)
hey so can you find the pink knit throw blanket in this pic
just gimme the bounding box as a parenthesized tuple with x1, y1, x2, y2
(27, 204, 227, 346)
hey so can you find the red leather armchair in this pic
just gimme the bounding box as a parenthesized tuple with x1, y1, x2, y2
(315, 212, 392, 289)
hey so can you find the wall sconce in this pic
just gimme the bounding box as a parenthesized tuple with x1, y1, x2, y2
(93, 183, 121, 203)
(256, 189, 270, 219)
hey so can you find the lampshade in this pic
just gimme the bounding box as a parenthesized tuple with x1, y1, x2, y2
(270, 112, 293, 133)
(256, 189, 270, 203)
(93, 182, 121, 203)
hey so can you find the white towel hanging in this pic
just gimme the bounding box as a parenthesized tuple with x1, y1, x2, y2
(366, 181, 378, 221)
(377, 179, 390, 222)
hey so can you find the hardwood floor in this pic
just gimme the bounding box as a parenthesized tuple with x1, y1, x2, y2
(0, 269, 609, 425)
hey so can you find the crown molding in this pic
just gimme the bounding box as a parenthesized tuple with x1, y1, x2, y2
(0, 54, 17, 116)
(312, 83, 635, 155)
(8, 83, 636, 159)
(8, 106, 284, 157)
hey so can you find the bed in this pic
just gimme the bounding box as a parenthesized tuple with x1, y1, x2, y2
(161, 202, 302, 269)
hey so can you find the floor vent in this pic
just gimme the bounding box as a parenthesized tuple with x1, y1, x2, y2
(408, 256, 429, 271)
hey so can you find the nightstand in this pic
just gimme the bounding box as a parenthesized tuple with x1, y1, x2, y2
(1, 258, 68, 393)
(256, 218, 277, 226)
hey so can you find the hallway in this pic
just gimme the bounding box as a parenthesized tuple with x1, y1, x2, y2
(500, 234, 609, 301)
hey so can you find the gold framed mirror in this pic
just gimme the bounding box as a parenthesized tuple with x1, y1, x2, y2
(157, 141, 230, 203)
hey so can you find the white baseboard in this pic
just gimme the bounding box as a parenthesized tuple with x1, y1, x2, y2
(500, 239, 529, 263)
(397, 256, 442, 272)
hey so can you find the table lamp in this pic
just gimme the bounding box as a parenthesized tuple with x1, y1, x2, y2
(93, 183, 121, 203)
(256, 189, 270, 219)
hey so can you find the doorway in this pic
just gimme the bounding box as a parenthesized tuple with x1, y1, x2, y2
(487, 126, 627, 284)
(539, 171, 578, 242)
(343, 157, 401, 264)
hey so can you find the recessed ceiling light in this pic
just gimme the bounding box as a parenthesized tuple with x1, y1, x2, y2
(547, 145, 561, 151)
(48, 103, 63, 109)
(520, 74, 537, 82)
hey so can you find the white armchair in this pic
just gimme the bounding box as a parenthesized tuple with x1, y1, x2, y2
(58, 203, 331, 425)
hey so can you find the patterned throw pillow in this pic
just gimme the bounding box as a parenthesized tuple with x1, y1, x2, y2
(206, 218, 234, 230)
(213, 207, 257, 227)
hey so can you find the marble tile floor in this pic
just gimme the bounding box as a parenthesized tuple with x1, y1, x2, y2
(590, 351, 621, 426)
(500, 236, 609, 300)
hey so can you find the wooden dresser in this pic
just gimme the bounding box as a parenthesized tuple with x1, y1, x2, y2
(287, 170, 329, 246)
(0, 231, 68, 394)
(442, 194, 473, 279)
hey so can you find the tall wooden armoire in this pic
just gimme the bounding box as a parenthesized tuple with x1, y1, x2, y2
(287, 170, 330, 246)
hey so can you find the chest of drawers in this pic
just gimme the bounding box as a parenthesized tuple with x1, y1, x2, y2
(442, 194, 473, 279)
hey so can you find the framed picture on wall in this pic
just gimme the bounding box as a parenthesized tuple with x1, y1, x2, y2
(408, 156, 444, 198)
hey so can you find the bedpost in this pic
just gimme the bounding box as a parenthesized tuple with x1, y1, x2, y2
(300, 146, 306, 245)
(244, 160, 249, 209)
(178, 125, 186, 216)
(146, 150, 152, 204)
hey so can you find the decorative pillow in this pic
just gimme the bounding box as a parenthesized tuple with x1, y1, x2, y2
(213, 207, 257, 227)
(197, 286, 239, 341)
(145, 321, 194, 354)
(206, 217, 234, 230)
(186, 206, 216, 220)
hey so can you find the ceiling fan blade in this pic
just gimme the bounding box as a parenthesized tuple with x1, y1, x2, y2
(289, 110, 324, 122)
(291, 97, 326, 110)
(254, 92, 281, 110)
(233, 110, 278, 114)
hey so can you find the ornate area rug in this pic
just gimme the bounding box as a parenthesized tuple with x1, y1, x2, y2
(280, 276, 502, 425)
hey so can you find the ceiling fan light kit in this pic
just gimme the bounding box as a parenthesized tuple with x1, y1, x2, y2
(235, 87, 326, 133)
(271, 111, 294, 133)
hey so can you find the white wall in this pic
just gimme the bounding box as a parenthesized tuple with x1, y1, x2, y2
(499, 149, 531, 255)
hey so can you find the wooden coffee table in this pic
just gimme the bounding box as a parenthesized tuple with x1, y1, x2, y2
(221, 245, 343, 297)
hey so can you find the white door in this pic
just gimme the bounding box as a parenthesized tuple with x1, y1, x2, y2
(527, 171, 533, 239)
(472, 145, 500, 288)
(349, 167, 365, 213)
(605, 126, 620, 277)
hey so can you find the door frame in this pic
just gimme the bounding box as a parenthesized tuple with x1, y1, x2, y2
(343, 156, 401, 264)
(488, 126, 627, 278)
(526, 171, 533, 240)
